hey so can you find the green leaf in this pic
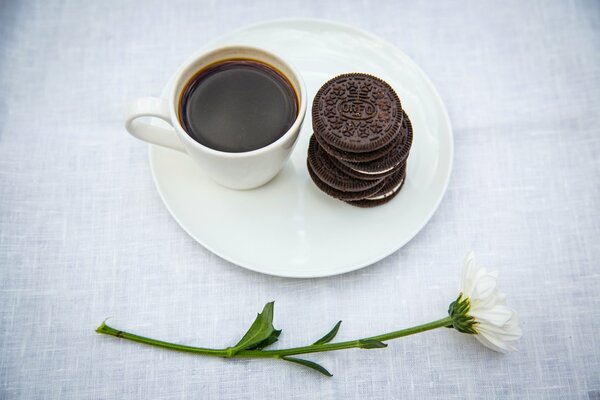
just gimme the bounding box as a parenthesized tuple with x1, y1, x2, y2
(244, 329, 282, 350)
(233, 302, 277, 353)
(357, 339, 388, 349)
(282, 356, 333, 377)
(313, 321, 342, 345)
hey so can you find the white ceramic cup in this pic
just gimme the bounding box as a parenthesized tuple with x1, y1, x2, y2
(125, 45, 307, 190)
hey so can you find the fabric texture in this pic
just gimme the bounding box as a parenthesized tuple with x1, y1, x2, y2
(1, 0, 599, 398)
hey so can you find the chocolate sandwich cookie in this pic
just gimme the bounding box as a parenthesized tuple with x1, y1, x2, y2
(314, 130, 403, 163)
(307, 160, 386, 202)
(347, 165, 407, 208)
(340, 111, 413, 175)
(328, 153, 398, 181)
(307, 135, 383, 192)
(312, 73, 403, 153)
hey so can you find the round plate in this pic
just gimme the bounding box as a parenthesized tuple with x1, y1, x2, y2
(148, 19, 453, 278)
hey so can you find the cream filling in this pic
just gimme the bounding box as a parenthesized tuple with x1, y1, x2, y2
(365, 177, 405, 200)
(350, 160, 402, 175)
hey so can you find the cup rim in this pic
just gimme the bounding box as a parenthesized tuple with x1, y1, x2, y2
(168, 45, 307, 158)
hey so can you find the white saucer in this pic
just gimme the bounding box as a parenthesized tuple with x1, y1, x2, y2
(148, 19, 453, 278)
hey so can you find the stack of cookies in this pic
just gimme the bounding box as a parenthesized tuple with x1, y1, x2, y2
(307, 73, 413, 207)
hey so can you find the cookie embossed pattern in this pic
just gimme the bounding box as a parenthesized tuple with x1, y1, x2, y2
(312, 73, 403, 152)
(308, 73, 413, 207)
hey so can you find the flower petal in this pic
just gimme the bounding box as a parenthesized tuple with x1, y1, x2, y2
(474, 331, 511, 353)
(476, 330, 517, 353)
(460, 251, 477, 294)
(477, 320, 522, 340)
(471, 274, 498, 301)
(471, 304, 514, 327)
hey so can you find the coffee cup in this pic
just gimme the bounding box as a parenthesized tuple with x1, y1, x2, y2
(125, 45, 307, 189)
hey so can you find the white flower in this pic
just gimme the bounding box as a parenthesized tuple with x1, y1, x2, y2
(449, 252, 522, 353)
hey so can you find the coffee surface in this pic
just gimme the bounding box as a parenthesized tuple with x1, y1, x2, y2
(179, 60, 297, 152)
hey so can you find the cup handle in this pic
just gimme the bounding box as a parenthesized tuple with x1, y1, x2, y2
(125, 97, 187, 153)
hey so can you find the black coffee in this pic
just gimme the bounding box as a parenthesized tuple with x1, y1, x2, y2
(179, 59, 298, 152)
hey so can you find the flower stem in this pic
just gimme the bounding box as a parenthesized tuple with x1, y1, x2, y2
(96, 321, 228, 357)
(237, 316, 452, 358)
(96, 316, 452, 359)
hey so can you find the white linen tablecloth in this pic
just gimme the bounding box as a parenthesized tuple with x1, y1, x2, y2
(1, 0, 599, 398)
